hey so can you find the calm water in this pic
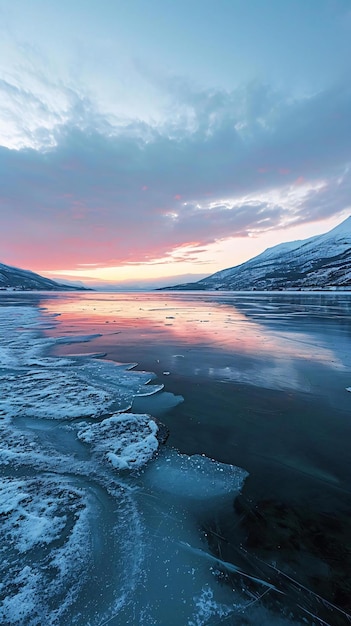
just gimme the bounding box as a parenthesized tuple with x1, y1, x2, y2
(1, 290, 351, 625)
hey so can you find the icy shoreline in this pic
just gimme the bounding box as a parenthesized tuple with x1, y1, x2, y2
(1, 301, 313, 625)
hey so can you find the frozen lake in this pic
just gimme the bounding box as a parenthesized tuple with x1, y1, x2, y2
(1, 290, 351, 625)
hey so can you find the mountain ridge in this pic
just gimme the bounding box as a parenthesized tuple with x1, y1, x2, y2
(162, 215, 351, 291)
(0, 262, 90, 291)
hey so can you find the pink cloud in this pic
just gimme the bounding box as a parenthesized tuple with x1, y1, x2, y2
(2, 77, 351, 273)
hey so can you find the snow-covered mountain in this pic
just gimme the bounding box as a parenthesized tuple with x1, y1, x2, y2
(164, 215, 351, 291)
(0, 263, 90, 291)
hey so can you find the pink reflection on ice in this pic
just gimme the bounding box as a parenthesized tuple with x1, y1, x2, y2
(43, 292, 344, 368)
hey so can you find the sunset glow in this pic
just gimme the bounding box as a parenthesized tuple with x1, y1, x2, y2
(1, 1, 351, 286)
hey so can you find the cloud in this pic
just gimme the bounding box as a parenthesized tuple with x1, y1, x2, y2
(1, 77, 351, 270)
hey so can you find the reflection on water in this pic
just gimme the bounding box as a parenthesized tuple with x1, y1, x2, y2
(1, 290, 351, 625)
(41, 291, 351, 398)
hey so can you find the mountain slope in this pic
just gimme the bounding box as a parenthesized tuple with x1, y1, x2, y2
(0, 263, 89, 291)
(164, 216, 351, 291)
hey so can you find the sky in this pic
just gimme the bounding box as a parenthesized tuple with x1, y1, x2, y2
(1, 0, 351, 288)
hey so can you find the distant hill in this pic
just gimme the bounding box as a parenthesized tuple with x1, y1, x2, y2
(0, 263, 90, 291)
(162, 216, 351, 291)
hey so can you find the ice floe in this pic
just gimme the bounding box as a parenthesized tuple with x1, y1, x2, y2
(143, 448, 248, 500)
(78, 413, 159, 470)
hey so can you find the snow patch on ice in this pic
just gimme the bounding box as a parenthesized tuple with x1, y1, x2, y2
(0, 416, 60, 468)
(78, 413, 159, 470)
(0, 475, 92, 625)
(0, 477, 68, 552)
(0, 367, 115, 419)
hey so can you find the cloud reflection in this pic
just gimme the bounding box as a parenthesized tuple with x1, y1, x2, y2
(42, 292, 349, 393)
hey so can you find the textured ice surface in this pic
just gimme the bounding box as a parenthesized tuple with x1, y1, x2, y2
(0, 417, 58, 467)
(144, 448, 248, 500)
(0, 364, 163, 420)
(0, 301, 304, 626)
(0, 367, 115, 419)
(0, 476, 79, 552)
(0, 475, 92, 625)
(0, 307, 48, 367)
(188, 586, 233, 626)
(0, 306, 163, 421)
(0, 304, 164, 623)
(78, 413, 159, 469)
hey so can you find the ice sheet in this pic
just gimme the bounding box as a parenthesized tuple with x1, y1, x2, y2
(144, 448, 248, 500)
(0, 306, 164, 421)
(0, 300, 304, 626)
